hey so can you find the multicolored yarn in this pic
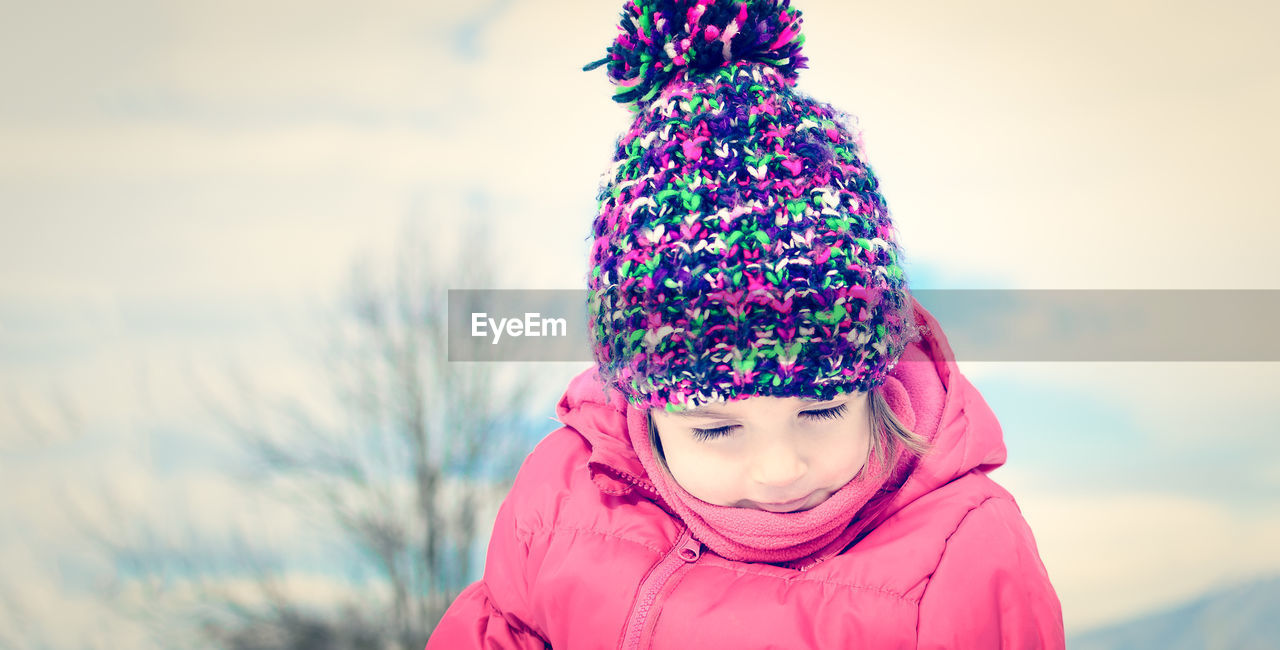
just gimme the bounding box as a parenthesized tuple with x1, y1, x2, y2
(582, 0, 808, 110)
(583, 0, 919, 412)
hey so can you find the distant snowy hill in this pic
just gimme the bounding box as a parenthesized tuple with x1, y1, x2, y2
(1069, 575, 1280, 650)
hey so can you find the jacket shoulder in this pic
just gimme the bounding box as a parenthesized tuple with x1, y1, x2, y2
(929, 484, 1046, 581)
(897, 468, 1022, 528)
(503, 427, 592, 534)
(503, 425, 677, 552)
(916, 480, 1065, 648)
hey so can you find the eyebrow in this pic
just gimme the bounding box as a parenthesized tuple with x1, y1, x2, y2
(669, 399, 844, 419)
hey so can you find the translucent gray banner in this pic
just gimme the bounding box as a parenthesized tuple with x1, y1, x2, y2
(447, 290, 1280, 362)
(448, 290, 589, 362)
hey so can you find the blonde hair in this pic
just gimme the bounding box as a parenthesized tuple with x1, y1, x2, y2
(647, 386, 933, 482)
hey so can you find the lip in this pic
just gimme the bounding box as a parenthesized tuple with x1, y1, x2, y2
(752, 491, 820, 513)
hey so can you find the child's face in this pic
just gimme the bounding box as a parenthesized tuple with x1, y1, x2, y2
(649, 392, 872, 513)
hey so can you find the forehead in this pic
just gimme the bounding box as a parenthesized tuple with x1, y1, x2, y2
(666, 394, 850, 419)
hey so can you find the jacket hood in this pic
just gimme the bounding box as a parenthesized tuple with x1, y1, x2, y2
(554, 297, 1008, 520)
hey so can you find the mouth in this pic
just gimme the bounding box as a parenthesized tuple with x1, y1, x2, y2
(751, 491, 820, 513)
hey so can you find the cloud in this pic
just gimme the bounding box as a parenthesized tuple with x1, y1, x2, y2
(0, 538, 157, 649)
(796, 1, 1280, 289)
(957, 358, 1280, 521)
(996, 486, 1280, 633)
(0, 533, 399, 650)
(968, 361, 1280, 445)
(0, 0, 627, 295)
(0, 438, 516, 646)
(1, 0, 502, 121)
(958, 360, 1280, 634)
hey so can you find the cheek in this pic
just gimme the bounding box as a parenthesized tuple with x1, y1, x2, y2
(659, 439, 742, 503)
(818, 421, 872, 479)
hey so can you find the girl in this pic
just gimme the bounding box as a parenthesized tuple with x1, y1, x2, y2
(428, 0, 1065, 647)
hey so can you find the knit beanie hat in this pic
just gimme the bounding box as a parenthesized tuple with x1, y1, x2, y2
(584, 0, 919, 412)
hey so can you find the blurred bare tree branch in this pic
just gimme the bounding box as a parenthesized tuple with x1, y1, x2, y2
(39, 213, 541, 650)
(190, 219, 538, 648)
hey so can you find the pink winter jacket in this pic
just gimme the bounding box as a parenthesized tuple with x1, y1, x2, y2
(426, 305, 1065, 649)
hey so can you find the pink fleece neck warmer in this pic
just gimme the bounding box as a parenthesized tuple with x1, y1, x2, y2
(625, 347, 945, 566)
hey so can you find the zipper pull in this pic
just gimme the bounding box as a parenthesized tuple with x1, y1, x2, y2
(677, 536, 701, 563)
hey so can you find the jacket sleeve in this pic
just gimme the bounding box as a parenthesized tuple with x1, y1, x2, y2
(916, 497, 1065, 650)
(425, 487, 549, 650)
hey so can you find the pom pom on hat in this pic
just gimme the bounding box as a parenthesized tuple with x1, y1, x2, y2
(583, 0, 809, 108)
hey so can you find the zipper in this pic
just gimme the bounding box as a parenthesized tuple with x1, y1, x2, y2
(618, 528, 702, 650)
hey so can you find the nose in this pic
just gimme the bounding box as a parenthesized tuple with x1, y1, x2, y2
(749, 440, 808, 488)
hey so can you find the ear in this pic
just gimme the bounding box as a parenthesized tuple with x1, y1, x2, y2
(875, 376, 916, 431)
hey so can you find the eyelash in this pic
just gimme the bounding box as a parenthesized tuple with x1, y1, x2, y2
(690, 403, 850, 441)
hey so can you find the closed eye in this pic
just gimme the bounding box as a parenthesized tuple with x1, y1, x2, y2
(800, 403, 848, 421)
(690, 424, 738, 441)
(689, 403, 849, 441)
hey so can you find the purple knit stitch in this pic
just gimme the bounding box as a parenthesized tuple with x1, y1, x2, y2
(583, 0, 919, 412)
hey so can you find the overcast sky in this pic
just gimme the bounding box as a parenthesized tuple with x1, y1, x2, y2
(2, 0, 1278, 646)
